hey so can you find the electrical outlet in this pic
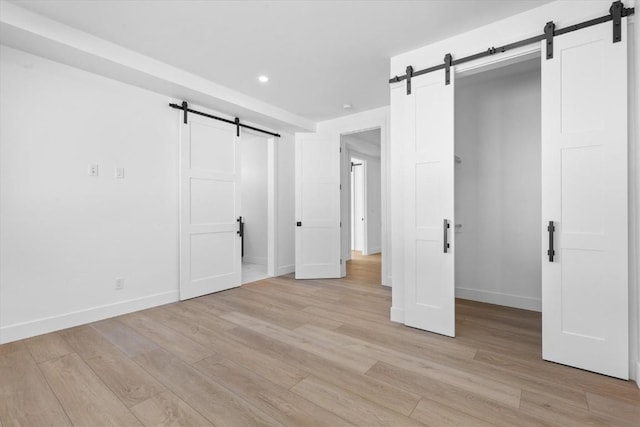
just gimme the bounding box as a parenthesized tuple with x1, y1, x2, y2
(115, 277, 124, 290)
(88, 164, 99, 177)
(115, 167, 125, 179)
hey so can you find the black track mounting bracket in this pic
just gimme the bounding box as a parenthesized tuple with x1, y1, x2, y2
(405, 65, 413, 95)
(181, 101, 188, 124)
(611, 1, 623, 42)
(444, 53, 452, 85)
(234, 117, 240, 137)
(544, 21, 555, 59)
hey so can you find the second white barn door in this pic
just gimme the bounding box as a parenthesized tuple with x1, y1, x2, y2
(402, 69, 456, 337)
(541, 21, 628, 379)
(295, 133, 342, 279)
(179, 114, 241, 300)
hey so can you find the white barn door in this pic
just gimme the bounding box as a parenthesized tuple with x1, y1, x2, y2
(403, 69, 456, 337)
(180, 115, 241, 300)
(295, 133, 342, 279)
(541, 21, 628, 379)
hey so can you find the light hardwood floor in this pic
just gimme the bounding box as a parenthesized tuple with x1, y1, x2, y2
(1, 254, 639, 426)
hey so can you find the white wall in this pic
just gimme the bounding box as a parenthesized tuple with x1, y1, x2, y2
(276, 133, 295, 276)
(0, 46, 179, 343)
(455, 61, 541, 311)
(0, 46, 297, 343)
(241, 133, 268, 265)
(389, 0, 639, 382)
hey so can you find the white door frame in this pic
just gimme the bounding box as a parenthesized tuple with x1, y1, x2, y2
(266, 136, 278, 277)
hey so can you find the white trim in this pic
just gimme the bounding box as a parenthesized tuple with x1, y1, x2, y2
(267, 137, 278, 277)
(390, 307, 404, 323)
(635, 361, 640, 388)
(277, 264, 295, 276)
(456, 287, 541, 312)
(0, 290, 178, 344)
(455, 45, 541, 78)
(366, 247, 382, 255)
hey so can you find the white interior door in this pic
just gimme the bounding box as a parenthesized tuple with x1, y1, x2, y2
(541, 21, 628, 379)
(295, 133, 342, 279)
(403, 69, 456, 337)
(180, 114, 241, 300)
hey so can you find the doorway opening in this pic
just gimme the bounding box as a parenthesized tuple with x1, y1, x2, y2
(240, 132, 273, 284)
(341, 128, 382, 283)
(454, 57, 542, 322)
(351, 157, 364, 254)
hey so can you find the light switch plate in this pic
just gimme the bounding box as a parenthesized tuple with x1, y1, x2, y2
(88, 164, 99, 176)
(115, 167, 125, 179)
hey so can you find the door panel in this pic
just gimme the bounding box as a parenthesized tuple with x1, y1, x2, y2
(180, 115, 241, 300)
(541, 21, 628, 379)
(403, 69, 456, 337)
(295, 133, 341, 279)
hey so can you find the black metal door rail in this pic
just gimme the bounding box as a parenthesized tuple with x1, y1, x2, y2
(389, 1, 634, 94)
(169, 101, 281, 138)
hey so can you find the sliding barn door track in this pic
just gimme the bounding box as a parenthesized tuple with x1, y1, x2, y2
(169, 101, 281, 138)
(390, 1, 634, 92)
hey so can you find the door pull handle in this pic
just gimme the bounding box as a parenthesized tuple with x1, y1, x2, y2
(443, 219, 450, 253)
(547, 221, 555, 262)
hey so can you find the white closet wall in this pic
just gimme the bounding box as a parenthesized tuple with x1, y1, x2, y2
(241, 134, 268, 265)
(455, 60, 542, 311)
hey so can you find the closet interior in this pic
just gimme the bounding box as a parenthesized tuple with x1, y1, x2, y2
(454, 57, 543, 312)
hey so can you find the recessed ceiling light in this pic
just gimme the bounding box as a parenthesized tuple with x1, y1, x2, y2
(258, 75, 269, 83)
(343, 103, 353, 110)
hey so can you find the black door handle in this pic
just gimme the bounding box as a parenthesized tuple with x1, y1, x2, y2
(237, 216, 244, 237)
(443, 219, 450, 253)
(547, 221, 555, 262)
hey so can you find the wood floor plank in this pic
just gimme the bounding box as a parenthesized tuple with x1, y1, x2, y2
(24, 332, 73, 364)
(0, 343, 71, 426)
(221, 311, 377, 373)
(366, 361, 541, 427)
(291, 376, 424, 427)
(586, 392, 640, 424)
(39, 353, 141, 426)
(61, 323, 166, 408)
(224, 325, 422, 417)
(298, 324, 521, 408)
(193, 358, 353, 426)
(143, 306, 307, 389)
(60, 325, 124, 360)
(410, 398, 495, 427)
(134, 348, 283, 426)
(520, 390, 638, 427)
(119, 312, 212, 364)
(130, 391, 212, 427)
(91, 318, 159, 358)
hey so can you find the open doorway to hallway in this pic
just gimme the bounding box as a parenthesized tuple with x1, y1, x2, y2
(340, 128, 382, 283)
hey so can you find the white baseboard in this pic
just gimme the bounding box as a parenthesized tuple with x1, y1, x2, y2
(635, 361, 640, 389)
(243, 256, 267, 265)
(364, 247, 381, 256)
(0, 290, 179, 344)
(277, 264, 295, 276)
(456, 287, 541, 312)
(382, 274, 392, 287)
(390, 306, 404, 323)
